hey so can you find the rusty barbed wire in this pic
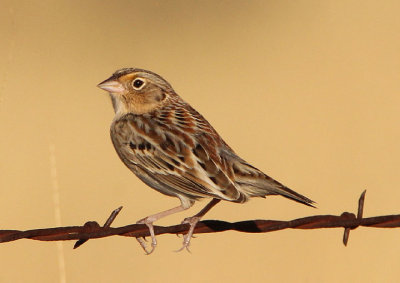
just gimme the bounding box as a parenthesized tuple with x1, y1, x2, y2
(1, 190, 399, 248)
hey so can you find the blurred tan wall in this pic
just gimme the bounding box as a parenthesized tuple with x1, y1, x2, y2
(1, 0, 400, 282)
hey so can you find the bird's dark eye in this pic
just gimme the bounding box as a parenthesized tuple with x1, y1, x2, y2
(133, 79, 145, 89)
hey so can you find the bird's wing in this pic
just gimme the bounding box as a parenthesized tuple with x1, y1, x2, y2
(112, 111, 243, 202)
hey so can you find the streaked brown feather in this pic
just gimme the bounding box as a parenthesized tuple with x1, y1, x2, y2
(111, 100, 241, 201)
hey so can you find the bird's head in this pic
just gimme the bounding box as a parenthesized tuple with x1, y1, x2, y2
(97, 68, 175, 115)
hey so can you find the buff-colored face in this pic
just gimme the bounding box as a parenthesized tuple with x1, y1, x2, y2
(98, 69, 173, 115)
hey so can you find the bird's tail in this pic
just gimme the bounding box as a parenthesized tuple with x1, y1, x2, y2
(229, 156, 316, 207)
(267, 182, 316, 208)
(237, 169, 316, 207)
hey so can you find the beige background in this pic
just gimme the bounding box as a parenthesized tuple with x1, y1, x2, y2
(1, 0, 400, 282)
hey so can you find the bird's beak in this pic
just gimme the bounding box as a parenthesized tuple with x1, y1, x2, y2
(97, 77, 125, 94)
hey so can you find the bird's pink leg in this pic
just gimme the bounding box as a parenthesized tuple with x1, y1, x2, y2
(177, 198, 221, 252)
(136, 204, 191, 254)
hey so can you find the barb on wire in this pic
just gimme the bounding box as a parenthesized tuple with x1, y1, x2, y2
(1, 190, 399, 247)
(73, 206, 123, 249)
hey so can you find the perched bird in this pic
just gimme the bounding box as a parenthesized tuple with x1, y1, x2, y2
(98, 68, 315, 254)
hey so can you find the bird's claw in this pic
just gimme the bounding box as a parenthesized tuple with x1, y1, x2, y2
(174, 216, 201, 252)
(136, 235, 157, 255)
(136, 219, 157, 255)
(136, 237, 156, 255)
(175, 233, 196, 239)
(174, 234, 192, 253)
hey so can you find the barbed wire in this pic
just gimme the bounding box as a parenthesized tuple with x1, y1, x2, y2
(1, 190, 399, 248)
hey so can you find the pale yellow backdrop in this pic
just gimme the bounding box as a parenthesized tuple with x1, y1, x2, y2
(1, 1, 399, 282)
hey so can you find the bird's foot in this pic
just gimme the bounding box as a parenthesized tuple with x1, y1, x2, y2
(136, 217, 157, 255)
(175, 216, 201, 253)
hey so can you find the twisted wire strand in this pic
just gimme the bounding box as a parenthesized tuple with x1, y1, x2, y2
(1, 191, 398, 247)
